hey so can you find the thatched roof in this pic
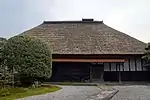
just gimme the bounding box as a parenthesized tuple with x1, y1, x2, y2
(21, 19, 146, 54)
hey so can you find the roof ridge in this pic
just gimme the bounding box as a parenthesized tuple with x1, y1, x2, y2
(43, 20, 103, 24)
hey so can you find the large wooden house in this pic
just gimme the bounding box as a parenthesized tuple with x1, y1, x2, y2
(21, 19, 149, 82)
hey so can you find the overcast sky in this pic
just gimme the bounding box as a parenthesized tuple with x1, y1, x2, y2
(0, 0, 150, 42)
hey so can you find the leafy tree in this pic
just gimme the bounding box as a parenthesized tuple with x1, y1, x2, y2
(0, 37, 7, 63)
(0, 37, 12, 87)
(143, 43, 150, 67)
(4, 36, 52, 86)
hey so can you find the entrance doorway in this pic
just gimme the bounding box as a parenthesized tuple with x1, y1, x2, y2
(91, 63, 104, 81)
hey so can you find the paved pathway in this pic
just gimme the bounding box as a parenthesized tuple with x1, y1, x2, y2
(20, 86, 102, 100)
(111, 85, 150, 100)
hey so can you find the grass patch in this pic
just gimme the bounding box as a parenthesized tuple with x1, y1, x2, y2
(0, 85, 61, 100)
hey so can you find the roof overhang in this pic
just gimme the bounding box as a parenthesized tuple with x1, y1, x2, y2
(52, 59, 127, 62)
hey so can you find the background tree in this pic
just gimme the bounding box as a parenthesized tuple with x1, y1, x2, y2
(4, 36, 52, 86)
(143, 43, 150, 67)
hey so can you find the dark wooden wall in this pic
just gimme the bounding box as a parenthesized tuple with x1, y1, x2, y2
(49, 54, 150, 82)
(104, 71, 150, 81)
(51, 62, 90, 82)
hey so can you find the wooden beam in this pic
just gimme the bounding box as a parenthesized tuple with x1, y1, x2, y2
(53, 59, 127, 62)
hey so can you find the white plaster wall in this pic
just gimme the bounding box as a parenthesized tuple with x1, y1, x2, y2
(124, 61, 129, 71)
(130, 59, 135, 71)
(110, 63, 116, 71)
(103, 57, 145, 71)
(136, 58, 142, 71)
(104, 63, 110, 71)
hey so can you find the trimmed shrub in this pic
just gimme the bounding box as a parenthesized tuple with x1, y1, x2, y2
(4, 36, 52, 86)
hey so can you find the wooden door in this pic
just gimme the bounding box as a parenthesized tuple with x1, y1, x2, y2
(92, 64, 104, 81)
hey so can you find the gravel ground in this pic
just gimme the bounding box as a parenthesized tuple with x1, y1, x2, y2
(18, 86, 103, 100)
(111, 85, 150, 100)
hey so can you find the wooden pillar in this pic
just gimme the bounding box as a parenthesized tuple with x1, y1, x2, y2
(122, 62, 124, 71)
(101, 71, 104, 82)
(109, 62, 111, 71)
(101, 63, 104, 82)
(90, 65, 92, 82)
(141, 59, 144, 71)
(118, 63, 121, 84)
(119, 71, 121, 84)
(134, 58, 137, 71)
(128, 59, 131, 71)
